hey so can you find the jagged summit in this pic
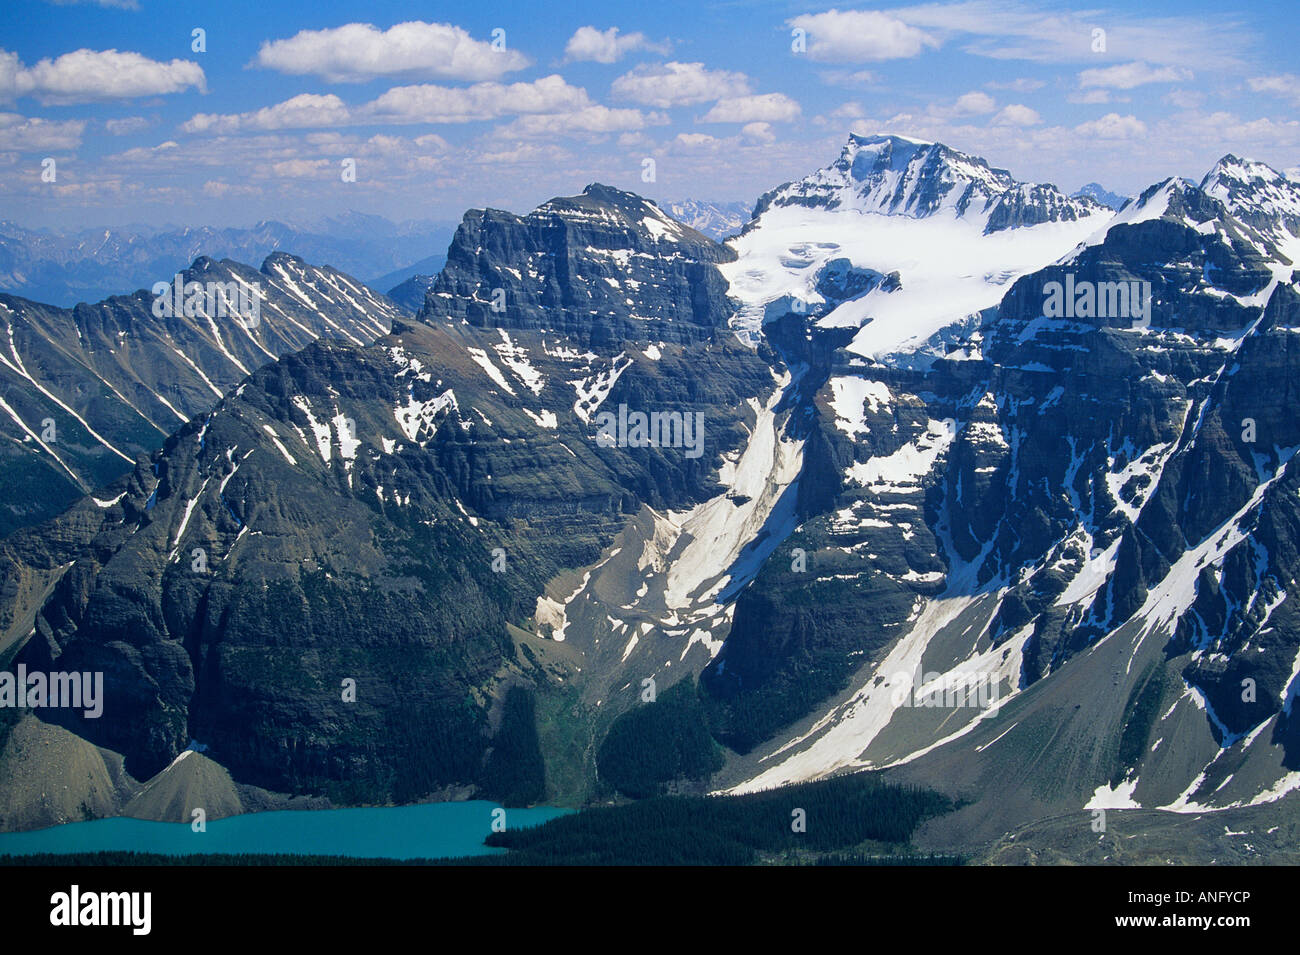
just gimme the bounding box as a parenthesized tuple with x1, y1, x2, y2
(421, 184, 735, 345)
(752, 132, 1104, 234)
(1199, 153, 1300, 242)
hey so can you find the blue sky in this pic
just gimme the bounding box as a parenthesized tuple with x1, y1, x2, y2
(1, 0, 1297, 229)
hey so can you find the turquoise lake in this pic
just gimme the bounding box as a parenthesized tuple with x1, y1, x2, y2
(0, 802, 570, 860)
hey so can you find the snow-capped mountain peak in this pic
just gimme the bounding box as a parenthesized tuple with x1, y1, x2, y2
(724, 133, 1114, 359)
(1199, 153, 1300, 248)
(752, 133, 1103, 235)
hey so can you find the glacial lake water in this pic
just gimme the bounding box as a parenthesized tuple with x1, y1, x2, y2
(0, 801, 570, 860)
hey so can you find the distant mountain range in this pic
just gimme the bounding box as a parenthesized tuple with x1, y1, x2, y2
(1071, 182, 1130, 210)
(0, 214, 455, 308)
(663, 200, 752, 240)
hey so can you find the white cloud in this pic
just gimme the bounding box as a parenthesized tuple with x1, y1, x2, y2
(367, 76, 588, 124)
(889, 0, 1246, 69)
(497, 105, 660, 139)
(788, 10, 939, 61)
(919, 91, 998, 122)
(253, 21, 528, 83)
(611, 61, 750, 108)
(992, 104, 1040, 127)
(269, 158, 333, 179)
(670, 132, 719, 149)
(0, 48, 204, 104)
(1075, 113, 1147, 140)
(952, 91, 996, 115)
(182, 76, 591, 133)
(1078, 61, 1192, 90)
(104, 115, 151, 135)
(564, 26, 669, 64)
(0, 112, 85, 150)
(183, 93, 351, 134)
(742, 121, 776, 143)
(700, 93, 801, 124)
(1248, 74, 1300, 106)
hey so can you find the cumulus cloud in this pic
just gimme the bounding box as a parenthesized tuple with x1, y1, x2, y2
(183, 93, 351, 134)
(252, 21, 529, 83)
(611, 61, 750, 108)
(182, 76, 591, 133)
(992, 104, 1040, 127)
(0, 112, 85, 150)
(1078, 61, 1192, 90)
(1075, 113, 1147, 139)
(919, 91, 997, 121)
(366, 76, 589, 124)
(700, 93, 801, 124)
(952, 91, 996, 115)
(564, 26, 669, 63)
(742, 121, 775, 143)
(788, 10, 938, 61)
(0, 48, 204, 104)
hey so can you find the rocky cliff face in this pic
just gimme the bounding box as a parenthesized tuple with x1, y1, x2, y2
(427, 184, 736, 348)
(0, 254, 403, 537)
(0, 185, 777, 808)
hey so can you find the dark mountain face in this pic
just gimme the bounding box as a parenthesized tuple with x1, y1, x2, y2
(427, 184, 736, 348)
(0, 185, 777, 805)
(0, 254, 403, 538)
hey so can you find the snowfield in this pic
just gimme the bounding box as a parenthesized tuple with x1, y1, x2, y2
(722, 204, 1111, 359)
